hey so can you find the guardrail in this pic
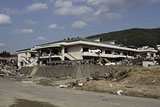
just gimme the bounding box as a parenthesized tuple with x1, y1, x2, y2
(48, 59, 95, 66)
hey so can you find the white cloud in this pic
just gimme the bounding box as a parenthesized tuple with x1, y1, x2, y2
(86, 0, 143, 20)
(25, 19, 38, 25)
(1, 8, 17, 15)
(55, 0, 156, 21)
(55, 6, 93, 16)
(0, 43, 5, 46)
(48, 24, 57, 29)
(54, 1, 93, 16)
(37, 36, 46, 41)
(87, 0, 141, 6)
(0, 14, 12, 25)
(12, 29, 34, 34)
(27, 3, 48, 12)
(71, 21, 87, 29)
(104, 12, 122, 19)
(55, 1, 72, 7)
(53, 0, 124, 20)
(48, 24, 65, 30)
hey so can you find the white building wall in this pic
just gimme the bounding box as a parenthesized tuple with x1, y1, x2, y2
(67, 45, 83, 60)
(18, 53, 26, 67)
(157, 45, 160, 51)
(17, 52, 36, 68)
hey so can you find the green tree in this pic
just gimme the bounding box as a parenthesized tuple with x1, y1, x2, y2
(0, 51, 11, 57)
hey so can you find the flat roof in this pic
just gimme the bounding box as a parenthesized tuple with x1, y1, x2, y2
(36, 38, 105, 46)
(17, 38, 158, 53)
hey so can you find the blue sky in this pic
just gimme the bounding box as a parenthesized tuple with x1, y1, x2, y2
(0, 0, 160, 53)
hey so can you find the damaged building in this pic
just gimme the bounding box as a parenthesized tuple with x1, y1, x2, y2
(16, 38, 158, 68)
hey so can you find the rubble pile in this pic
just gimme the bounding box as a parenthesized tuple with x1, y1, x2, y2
(79, 66, 160, 99)
(0, 68, 17, 77)
(105, 69, 132, 82)
(2, 64, 160, 99)
(0, 60, 18, 77)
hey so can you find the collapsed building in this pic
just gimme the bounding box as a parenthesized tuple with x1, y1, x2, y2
(16, 38, 158, 68)
(0, 56, 17, 68)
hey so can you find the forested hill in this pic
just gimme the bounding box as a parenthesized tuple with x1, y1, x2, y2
(87, 28, 160, 48)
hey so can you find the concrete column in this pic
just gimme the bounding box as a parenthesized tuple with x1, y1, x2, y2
(147, 52, 151, 58)
(40, 61, 42, 66)
(120, 52, 123, 55)
(111, 51, 114, 55)
(26, 52, 29, 60)
(102, 49, 105, 54)
(80, 46, 83, 53)
(61, 47, 65, 61)
(80, 46, 84, 59)
(153, 53, 156, 57)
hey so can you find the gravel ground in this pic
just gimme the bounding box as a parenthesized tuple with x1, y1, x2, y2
(0, 77, 160, 107)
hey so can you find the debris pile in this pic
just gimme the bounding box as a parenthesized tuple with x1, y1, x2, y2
(104, 69, 132, 82)
(79, 66, 160, 99)
(37, 77, 76, 88)
(4, 65, 160, 99)
(91, 71, 101, 80)
(0, 68, 17, 77)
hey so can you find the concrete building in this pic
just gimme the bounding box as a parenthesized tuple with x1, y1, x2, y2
(0, 56, 17, 64)
(157, 45, 160, 51)
(0, 56, 17, 69)
(17, 38, 158, 67)
(17, 49, 38, 68)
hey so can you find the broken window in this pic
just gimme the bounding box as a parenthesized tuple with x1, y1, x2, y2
(114, 51, 120, 55)
(65, 48, 68, 53)
(105, 50, 112, 54)
(83, 47, 89, 52)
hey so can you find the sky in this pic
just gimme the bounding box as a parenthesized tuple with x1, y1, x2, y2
(0, 0, 160, 54)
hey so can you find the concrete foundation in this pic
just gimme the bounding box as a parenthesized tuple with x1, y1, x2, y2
(19, 67, 33, 75)
(19, 65, 131, 79)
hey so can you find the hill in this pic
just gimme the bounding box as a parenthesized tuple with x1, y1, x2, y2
(87, 28, 160, 48)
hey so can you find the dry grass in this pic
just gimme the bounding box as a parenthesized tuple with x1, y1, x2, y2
(123, 66, 160, 86)
(80, 66, 160, 99)
(80, 80, 118, 94)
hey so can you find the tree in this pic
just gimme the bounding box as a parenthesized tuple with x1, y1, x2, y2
(0, 51, 11, 57)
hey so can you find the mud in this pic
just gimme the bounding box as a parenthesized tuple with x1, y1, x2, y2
(10, 99, 57, 107)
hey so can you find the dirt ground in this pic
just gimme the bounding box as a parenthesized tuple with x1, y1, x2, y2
(10, 99, 57, 107)
(79, 66, 160, 99)
(34, 66, 160, 99)
(1, 77, 160, 107)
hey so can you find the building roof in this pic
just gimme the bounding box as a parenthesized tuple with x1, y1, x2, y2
(17, 38, 158, 53)
(16, 48, 31, 52)
(36, 38, 104, 47)
(16, 48, 37, 54)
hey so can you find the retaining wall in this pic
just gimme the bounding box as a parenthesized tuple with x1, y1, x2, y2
(20, 65, 131, 79)
(78, 65, 129, 78)
(19, 67, 33, 75)
(35, 66, 77, 78)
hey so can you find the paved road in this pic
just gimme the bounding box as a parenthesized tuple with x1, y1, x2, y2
(0, 77, 160, 107)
